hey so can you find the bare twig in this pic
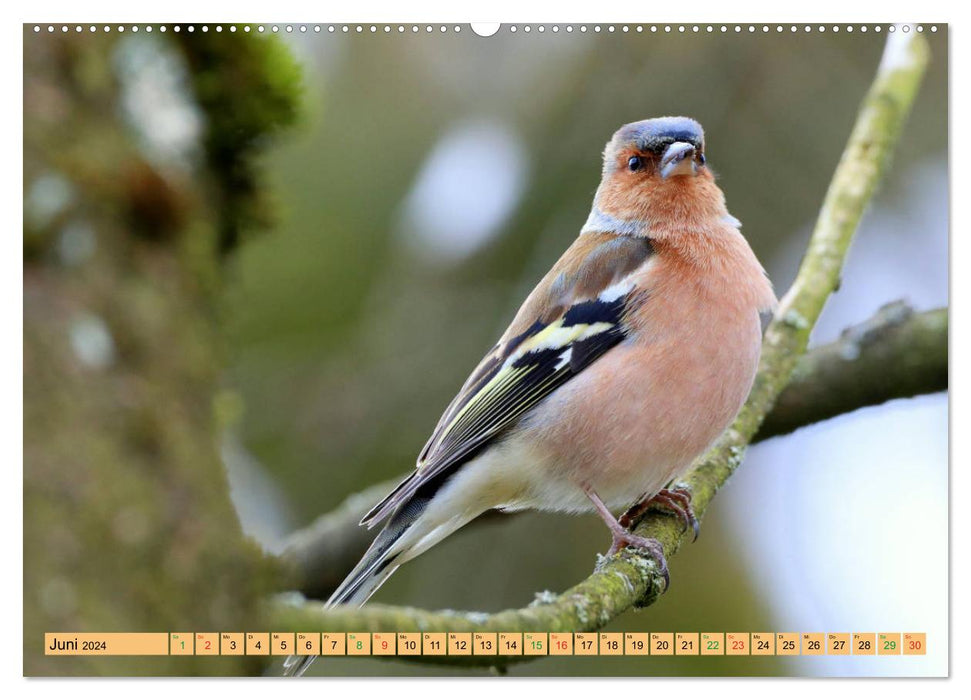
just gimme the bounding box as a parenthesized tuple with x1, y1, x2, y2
(757, 301, 946, 440)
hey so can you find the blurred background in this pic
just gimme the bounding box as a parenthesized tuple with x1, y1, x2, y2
(24, 25, 947, 676)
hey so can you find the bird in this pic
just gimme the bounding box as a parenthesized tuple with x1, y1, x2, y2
(283, 116, 776, 675)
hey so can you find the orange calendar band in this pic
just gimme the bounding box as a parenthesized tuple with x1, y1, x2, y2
(44, 631, 928, 656)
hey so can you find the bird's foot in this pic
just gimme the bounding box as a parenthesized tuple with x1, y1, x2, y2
(619, 486, 700, 542)
(605, 526, 670, 588)
(580, 484, 670, 590)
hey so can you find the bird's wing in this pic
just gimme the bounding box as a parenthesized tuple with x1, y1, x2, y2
(360, 232, 655, 527)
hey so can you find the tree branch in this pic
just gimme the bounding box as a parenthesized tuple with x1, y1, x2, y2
(268, 29, 931, 667)
(755, 301, 947, 440)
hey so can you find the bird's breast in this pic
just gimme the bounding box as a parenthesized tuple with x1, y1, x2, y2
(517, 251, 765, 510)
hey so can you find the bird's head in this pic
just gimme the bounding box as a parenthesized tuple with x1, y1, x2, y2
(585, 117, 722, 237)
(605, 116, 707, 181)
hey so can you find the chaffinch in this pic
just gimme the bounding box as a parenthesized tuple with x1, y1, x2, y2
(285, 116, 775, 675)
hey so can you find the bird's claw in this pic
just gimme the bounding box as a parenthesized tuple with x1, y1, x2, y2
(581, 484, 671, 590)
(620, 487, 700, 542)
(607, 530, 670, 590)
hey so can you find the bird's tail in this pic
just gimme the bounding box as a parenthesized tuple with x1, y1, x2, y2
(282, 492, 437, 677)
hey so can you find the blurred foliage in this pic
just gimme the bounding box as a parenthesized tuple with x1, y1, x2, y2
(23, 28, 300, 675)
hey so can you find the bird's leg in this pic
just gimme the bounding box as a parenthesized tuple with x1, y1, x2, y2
(581, 485, 669, 588)
(619, 486, 700, 542)
(617, 493, 647, 530)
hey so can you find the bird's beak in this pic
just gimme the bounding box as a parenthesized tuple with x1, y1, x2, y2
(660, 142, 698, 179)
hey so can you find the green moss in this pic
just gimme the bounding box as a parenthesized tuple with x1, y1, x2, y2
(175, 31, 302, 253)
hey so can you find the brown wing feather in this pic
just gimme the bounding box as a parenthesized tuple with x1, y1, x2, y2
(360, 232, 654, 527)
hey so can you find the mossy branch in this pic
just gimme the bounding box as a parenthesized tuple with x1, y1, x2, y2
(267, 29, 931, 667)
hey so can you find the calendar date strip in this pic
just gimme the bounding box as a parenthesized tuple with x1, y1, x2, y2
(46, 631, 926, 660)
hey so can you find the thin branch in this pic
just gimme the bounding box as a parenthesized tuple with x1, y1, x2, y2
(756, 301, 947, 440)
(268, 30, 931, 667)
(280, 481, 402, 600)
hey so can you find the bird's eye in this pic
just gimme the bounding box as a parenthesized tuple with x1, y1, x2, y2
(698, 153, 706, 166)
(627, 156, 643, 172)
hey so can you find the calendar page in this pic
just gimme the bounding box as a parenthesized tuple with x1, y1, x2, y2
(23, 14, 949, 680)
